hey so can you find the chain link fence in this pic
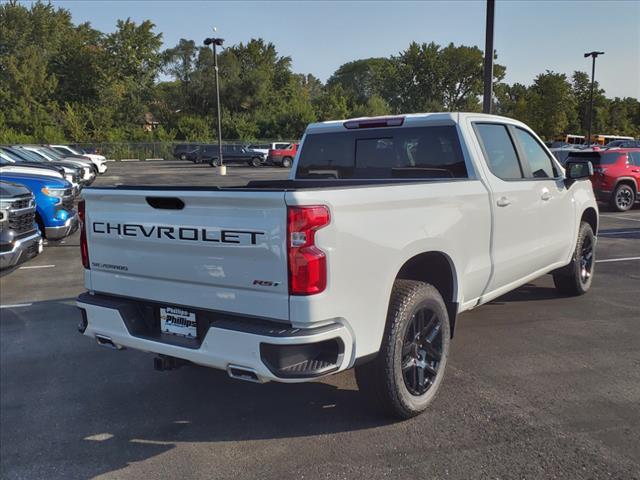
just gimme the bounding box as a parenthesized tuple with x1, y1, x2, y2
(71, 141, 297, 161)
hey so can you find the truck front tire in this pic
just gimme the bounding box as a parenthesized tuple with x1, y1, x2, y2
(552, 221, 595, 296)
(281, 157, 292, 168)
(355, 280, 450, 419)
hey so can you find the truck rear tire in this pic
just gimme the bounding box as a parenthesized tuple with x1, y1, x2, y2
(355, 280, 450, 419)
(281, 157, 292, 168)
(251, 157, 262, 168)
(552, 221, 595, 296)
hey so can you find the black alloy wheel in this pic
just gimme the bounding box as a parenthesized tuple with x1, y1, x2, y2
(401, 307, 443, 396)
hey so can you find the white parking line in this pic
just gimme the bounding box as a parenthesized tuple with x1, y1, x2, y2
(0, 303, 33, 309)
(596, 256, 640, 264)
(598, 230, 640, 236)
(600, 214, 640, 223)
(18, 264, 55, 270)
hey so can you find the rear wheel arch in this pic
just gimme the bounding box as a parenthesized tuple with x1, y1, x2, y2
(394, 251, 459, 337)
(615, 177, 637, 193)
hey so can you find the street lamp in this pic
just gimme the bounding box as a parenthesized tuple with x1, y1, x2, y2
(483, 0, 495, 114)
(204, 31, 225, 174)
(584, 51, 604, 146)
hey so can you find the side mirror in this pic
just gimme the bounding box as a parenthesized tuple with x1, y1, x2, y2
(565, 160, 593, 180)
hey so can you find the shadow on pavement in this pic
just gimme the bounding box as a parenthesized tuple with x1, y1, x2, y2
(488, 283, 561, 304)
(1, 298, 392, 479)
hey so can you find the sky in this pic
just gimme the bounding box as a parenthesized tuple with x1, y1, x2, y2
(49, 0, 640, 99)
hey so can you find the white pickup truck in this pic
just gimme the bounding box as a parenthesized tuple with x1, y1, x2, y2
(77, 113, 598, 418)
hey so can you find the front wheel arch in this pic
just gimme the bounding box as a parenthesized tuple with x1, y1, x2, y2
(35, 212, 46, 238)
(581, 207, 598, 235)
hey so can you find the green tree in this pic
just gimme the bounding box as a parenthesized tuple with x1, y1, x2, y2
(314, 85, 350, 121)
(327, 58, 394, 108)
(526, 71, 576, 139)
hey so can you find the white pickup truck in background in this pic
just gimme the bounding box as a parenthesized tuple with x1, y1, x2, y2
(76, 113, 598, 418)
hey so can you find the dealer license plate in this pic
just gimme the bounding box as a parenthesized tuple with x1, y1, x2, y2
(160, 307, 197, 338)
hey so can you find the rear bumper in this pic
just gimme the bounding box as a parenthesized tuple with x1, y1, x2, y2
(76, 292, 354, 383)
(45, 212, 79, 239)
(0, 231, 43, 269)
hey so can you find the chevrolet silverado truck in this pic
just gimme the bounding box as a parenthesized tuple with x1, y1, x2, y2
(0, 181, 42, 269)
(76, 113, 598, 418)
(1, 173, 78, 240)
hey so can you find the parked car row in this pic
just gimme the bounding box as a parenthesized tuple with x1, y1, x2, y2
(0, 144, 105, 269)
(172, 142, 300, 168)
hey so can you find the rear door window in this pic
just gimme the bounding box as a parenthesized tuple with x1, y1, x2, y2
(513, 128, 558, 178)
(296, 125, 467, 179)
(474, 124, 523, 180)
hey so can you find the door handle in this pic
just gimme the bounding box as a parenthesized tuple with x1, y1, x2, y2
(496, 196, 511, 207)
(540, 189, 552, 201)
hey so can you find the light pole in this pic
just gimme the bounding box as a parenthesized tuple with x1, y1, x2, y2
(584, 51, 604, 146)
(204, 31, 225, 174)
(483, 0, 495, 114)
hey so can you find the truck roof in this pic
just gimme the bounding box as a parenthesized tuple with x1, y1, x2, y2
(306, 112, 526, 134)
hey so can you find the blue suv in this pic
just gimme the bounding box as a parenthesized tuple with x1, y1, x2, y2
(0, 173, 78, 239)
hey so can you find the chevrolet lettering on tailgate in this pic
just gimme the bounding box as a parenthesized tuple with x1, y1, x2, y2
(91, 222, 265, 245)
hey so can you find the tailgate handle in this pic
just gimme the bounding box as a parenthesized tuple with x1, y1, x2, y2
(146, 197, 185, 210)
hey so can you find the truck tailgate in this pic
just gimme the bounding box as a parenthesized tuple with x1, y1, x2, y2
(82, 188, 289, 321)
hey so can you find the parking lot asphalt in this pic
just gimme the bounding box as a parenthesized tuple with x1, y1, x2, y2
(1, 161, 639, 480)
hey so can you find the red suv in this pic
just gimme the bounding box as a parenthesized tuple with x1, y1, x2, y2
(565, 148, 640, 211)
(267, 143, 298, 168)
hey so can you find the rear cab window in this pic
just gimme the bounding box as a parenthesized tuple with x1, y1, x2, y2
(473, 124, 523, 180)
(295, 125, 468, 179)
(513, 128, 559, 178)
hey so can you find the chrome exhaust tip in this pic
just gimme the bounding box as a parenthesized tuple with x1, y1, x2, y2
(227, 365, 261, 383)
(95, 334, 122, 350)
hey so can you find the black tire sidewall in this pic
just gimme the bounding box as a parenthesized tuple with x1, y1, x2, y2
(575, 222, 595, 293)
(282, 157, 292, 168)
(560, 222, 595, 295)
(252, 157, 261, 167)
(385, 282, 450, 416)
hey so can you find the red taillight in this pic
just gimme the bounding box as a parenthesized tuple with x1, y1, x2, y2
(78, 199, 89, 269)
(287, 206, 330, 295)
